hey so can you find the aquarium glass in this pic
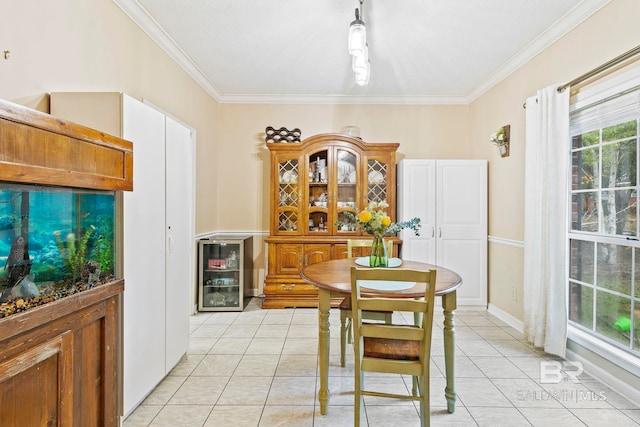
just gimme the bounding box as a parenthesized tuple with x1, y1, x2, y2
(0, 183, 116, 316)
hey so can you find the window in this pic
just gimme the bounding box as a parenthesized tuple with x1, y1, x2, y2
(568, 85, 640, 357)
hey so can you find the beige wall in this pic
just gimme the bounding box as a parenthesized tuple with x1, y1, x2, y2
(0, 0, 220, 235)
(468, 0, 640, 320)
(2, 0, 639, 319)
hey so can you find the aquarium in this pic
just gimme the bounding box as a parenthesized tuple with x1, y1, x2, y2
(0, 183, 116, 318)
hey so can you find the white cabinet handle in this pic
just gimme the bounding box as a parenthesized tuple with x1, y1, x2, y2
(167, 234, 174, 253)
(438, 228, 442, 238)
(431, 227, 435, 238)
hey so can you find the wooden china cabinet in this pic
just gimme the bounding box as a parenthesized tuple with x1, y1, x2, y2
(264, 133, 399, 308)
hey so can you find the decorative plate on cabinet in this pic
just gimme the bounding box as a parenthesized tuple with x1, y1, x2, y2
(368, 170, 384, 184)
(281, 170, 297, 183)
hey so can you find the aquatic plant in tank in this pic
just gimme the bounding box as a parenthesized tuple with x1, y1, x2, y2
(0, 183, 116, 318)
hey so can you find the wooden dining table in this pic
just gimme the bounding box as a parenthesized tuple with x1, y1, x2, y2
(300, 257, 462, 415)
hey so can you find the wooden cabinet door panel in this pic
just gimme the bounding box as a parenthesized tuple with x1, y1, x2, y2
(0, 332, 73, 427)
(304, 244, 331, 265)
(276, 244, 303, 274)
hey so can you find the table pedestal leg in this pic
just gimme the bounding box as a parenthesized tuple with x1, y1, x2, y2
(442, 291, 457, 413)
(318, 289, 331, 414)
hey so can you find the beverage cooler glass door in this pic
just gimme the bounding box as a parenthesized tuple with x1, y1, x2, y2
(199, 240, 242, 310)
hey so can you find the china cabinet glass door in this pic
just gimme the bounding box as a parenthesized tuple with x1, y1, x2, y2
(277, 156, 300, 233)
(308, 149, 329, 233)
(336, 148, 358, 233)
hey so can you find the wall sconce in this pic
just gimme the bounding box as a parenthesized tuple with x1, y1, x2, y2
(489, 124, 510, 158)
(348, 1, 370, 86)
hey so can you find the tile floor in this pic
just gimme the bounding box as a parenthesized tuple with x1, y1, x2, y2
(123, 298, 640, 426)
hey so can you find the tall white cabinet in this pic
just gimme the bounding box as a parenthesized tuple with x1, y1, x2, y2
(51, 93, 194, 416)
(397, 159, 487, 307)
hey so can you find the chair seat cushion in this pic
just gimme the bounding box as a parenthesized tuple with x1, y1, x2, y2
(363, 336, 419, 361)
(339, 296, 392, 314)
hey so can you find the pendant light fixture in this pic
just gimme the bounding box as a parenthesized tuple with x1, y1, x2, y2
(348, 0, 370, 86)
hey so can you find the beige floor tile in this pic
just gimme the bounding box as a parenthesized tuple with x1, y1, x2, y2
(124, 299, 640, 426)
(191, 323, 229, 338)
(217, 376, 273, 405)
(467, 406, 530, 426)
(282, 338, 318, 354)
(203, 311, 239, 325)
(456, 339, 502, 357)
(149, 404, 212, 426)
(191, 354, 242, 376)
(455, 378, 512, 407)
(312, 405, 355, 427)
(169, 376, 228, 405)
(143, 376, 187, 405)
(276, 354, 318, 376)
(245, 337, 285, 354)
(168, 354, 205, 377)
(222, 323, 260, 338)
(364, 404, 421, 426)
(235, 354, 280, 377)
(572, 408, 640, 427)
(470, 326, 519, 340)
(254, 324, 289, 339)
(490, 339, 539, 357)
(122, 404, 163, 426)
(472, 356, 528, 379)
(429, 406, 478, 426)
(208, 337, 252, 354)
(518, 407, 586, 426)
(491, 378, 564, 408)
(204, 405, 263, 427)
(266, 376, 317, 405)
(188, 337, 219, 354)
(259, 405, 314, 427)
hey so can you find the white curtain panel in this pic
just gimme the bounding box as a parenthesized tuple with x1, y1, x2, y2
(523, 85, 570, 358)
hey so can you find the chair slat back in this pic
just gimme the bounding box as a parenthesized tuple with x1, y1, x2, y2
(350, 266, 437, 368)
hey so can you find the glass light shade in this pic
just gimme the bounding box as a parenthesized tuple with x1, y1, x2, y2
(355, 62, 370, 86)
(348, 22, 366, 55)
(352, 45, 369, 73)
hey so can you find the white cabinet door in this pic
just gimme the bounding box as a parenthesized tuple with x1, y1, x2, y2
(397, 160, 436, 263)
(122, 95, 167, 413)
(436, 161, 487, 306)
(164, 116, 193, 372)
(397, 159, 487, 307)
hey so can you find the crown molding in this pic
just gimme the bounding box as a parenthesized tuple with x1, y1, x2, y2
(215, 93, 470, 105)
(112, 0, 223, 100)
(467, 0, 612, 103)
(115, 0, 611, 106)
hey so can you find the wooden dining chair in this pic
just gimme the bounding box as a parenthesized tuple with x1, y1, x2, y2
(350, 266, 437, 427)
(339, 239, 394, 367)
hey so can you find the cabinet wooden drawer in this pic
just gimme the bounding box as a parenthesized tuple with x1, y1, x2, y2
(274, 281, 317, 295)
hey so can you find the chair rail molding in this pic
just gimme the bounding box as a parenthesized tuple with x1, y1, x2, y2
(488, 235, 524, 248)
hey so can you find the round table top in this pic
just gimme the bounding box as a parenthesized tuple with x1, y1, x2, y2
(301, 258, 462, 298)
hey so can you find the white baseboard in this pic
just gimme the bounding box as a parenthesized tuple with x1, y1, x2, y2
(487, 303, 524, 333)
(566, 348, 640, 408)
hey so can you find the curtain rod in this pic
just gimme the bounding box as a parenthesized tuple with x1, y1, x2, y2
(556, 44, 640, 93)
(523, 44, 640, 108)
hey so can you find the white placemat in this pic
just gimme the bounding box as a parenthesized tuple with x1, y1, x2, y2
(355, 257, 403, 268)
(357, 280, 416, 291)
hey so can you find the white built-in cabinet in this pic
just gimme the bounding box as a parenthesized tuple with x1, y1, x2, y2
(397, 159, 487, 307)
(50, 93, 194, 417)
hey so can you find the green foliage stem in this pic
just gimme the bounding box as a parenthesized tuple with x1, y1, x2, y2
(54, 225, 95, 285)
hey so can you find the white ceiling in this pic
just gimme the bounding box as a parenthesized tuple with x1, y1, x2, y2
(114, 0, 611, 104)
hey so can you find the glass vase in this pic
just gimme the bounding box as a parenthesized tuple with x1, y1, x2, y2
(369, 235, 388, 268)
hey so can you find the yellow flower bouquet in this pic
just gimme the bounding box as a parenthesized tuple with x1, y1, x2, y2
(345, 201, 420, 266)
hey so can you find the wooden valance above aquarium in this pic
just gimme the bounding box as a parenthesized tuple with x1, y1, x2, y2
(0, 98, 133, 191)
